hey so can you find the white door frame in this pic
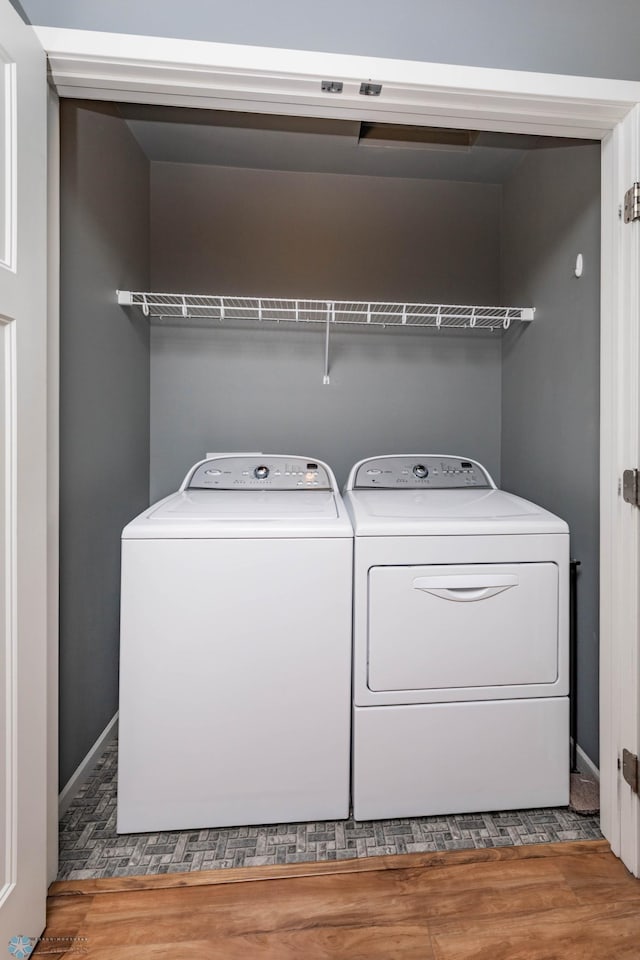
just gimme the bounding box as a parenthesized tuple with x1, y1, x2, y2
(35, 26, 640, 874)
(45, 84, 60, 887)
(0, 1, 49, 943)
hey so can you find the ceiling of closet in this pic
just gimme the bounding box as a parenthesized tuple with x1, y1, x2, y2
(118, 103, 593, 184)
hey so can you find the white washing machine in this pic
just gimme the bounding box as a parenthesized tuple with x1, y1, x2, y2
(343, 454, 570, 821)
(117, 454, 353, 833)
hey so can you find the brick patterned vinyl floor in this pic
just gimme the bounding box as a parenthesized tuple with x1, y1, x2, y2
(57, 738, 602, 880)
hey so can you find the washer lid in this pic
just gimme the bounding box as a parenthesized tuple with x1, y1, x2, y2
(153, 489, 339, 521)
(123, 454, 353, 539)
(123, 489, 353, 539)
(343, 487, 568, 536)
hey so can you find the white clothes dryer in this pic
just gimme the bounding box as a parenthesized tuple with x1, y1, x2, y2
(343, 455, 570, 821)
(117, 454, 353, 833)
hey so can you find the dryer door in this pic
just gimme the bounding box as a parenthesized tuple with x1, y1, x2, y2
(368, 562, 558, 694)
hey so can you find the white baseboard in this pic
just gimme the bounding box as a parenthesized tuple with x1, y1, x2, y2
(58, 712, 118, 818)
(572, 740, 600, 782)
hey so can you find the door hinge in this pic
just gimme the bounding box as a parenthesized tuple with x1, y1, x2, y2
(623, 749, 639, 793)
(622, 469, 640, 505)
(624, 182, 640, 222)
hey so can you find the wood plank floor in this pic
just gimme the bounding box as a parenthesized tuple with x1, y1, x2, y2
(34, 840, 640, 959)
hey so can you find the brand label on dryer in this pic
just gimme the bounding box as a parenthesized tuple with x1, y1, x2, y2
(353, 457, 492, 489)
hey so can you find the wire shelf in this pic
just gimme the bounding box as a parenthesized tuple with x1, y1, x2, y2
(117, 291, 535, 331)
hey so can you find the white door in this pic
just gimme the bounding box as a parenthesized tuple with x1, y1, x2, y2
(599, 102, 640, 876)
(0, 0, 48, 951)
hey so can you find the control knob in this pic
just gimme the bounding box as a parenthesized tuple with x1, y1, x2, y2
(254, 465, 270, 480)
(413, 464, 428, 479)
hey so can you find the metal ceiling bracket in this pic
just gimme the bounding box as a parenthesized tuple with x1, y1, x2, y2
(359, 81, 382, 96)
(321, 80, 343, 93)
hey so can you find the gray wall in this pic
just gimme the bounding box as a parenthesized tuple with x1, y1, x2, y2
(149, 163, 502, 498)
(151, 325, 502, 499)
(15, 0, 640, 82)
(59, 102, 150, 786)
(151, 164, 501, 301)
(500, 144, 601, 765)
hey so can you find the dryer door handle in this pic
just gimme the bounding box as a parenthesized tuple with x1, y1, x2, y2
(412, 573, 518, 602)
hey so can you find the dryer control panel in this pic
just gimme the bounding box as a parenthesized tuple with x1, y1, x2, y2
(351, 456, 494, 489)
(186, 456, 333, 490)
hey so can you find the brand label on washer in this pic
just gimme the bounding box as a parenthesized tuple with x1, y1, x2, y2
(187, 456, 333, 490)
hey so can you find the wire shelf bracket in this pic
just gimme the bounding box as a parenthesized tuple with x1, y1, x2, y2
(117, 291, 536, 384)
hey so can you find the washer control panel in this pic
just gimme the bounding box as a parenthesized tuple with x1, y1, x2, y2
(353, 456, 493, 489)
(187, 456, 332, 490)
